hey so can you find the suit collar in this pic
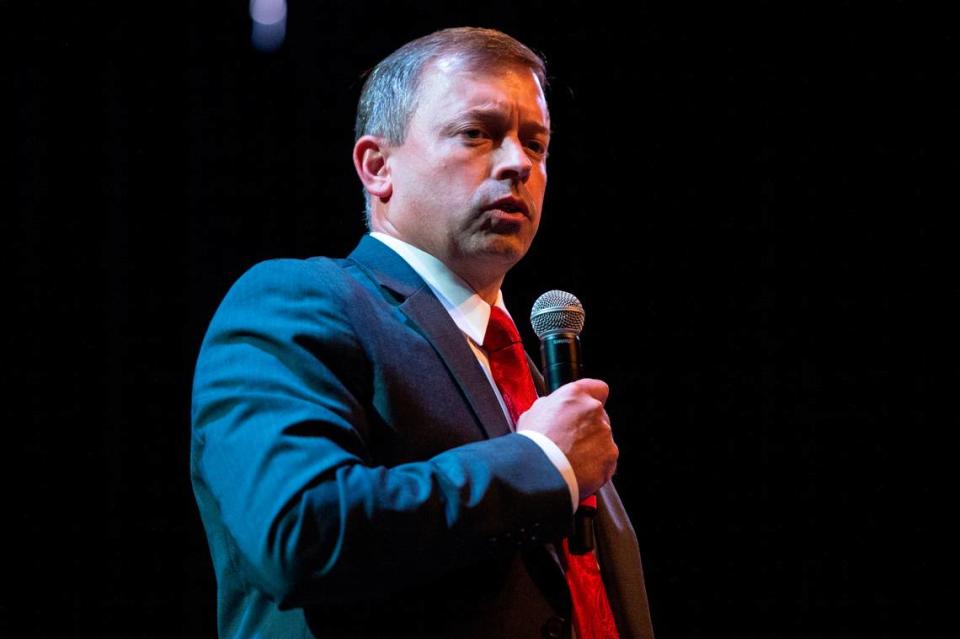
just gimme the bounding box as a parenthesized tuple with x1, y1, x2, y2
(347, 234, 426, 298)
(347, 235, 513, 440)
(369, 232, 508, 346)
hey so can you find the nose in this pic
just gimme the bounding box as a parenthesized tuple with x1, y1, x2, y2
(493, 135, 533, 184)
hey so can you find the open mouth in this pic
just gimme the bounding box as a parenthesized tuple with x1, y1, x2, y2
(485, 208, 527, 232)
(486, 199, 528, 217)
(496, 202, 524, 214)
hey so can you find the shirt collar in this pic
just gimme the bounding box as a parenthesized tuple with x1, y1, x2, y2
(369, 232, 509, 345)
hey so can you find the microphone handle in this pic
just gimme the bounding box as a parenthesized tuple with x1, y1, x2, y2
(539, 333, 595, 555)
(540, 333, 583, 393)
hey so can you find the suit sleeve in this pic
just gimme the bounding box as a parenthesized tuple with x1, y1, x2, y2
(190, 259, 572, 607)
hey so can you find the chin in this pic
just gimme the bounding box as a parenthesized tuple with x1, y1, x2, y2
(458, 230, 533, 267)
(482, 238, 530, 266)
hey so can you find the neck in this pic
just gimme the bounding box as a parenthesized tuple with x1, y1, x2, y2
(453, 267, 504, 306)
(370, 222, 508, 306)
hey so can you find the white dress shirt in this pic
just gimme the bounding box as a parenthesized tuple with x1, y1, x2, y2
(370, 232, 579, 512)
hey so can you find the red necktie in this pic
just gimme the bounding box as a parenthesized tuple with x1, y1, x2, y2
(483, 306, 620, 639)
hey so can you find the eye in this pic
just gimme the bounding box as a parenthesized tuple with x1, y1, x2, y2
(525, 139, 548, 156)
(461, 128, 486, 140)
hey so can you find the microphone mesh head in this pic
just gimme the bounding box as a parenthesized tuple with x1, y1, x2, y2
(530, 290, 585, 338)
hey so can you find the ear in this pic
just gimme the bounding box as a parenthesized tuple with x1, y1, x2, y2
(353, 135, 393, 202)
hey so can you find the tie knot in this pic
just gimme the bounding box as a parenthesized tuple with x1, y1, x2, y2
(483, 306, 522, 353)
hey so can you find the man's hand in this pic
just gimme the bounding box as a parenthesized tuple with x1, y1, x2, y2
(516, 378, 618, 499)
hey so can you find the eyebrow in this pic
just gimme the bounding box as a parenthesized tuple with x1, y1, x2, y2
(443, 106, 552, 138)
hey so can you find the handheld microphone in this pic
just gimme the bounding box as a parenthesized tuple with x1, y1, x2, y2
(530, 290, 585, 393)
(530, 290, 596, 554)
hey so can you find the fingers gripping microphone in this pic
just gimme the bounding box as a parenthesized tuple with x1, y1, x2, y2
(530, 291, 595, 554)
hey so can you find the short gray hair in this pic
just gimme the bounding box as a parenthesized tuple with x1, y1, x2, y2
(355, 27, 548, 225)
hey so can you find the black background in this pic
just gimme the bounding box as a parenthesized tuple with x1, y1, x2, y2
(7, 1, 953, 636)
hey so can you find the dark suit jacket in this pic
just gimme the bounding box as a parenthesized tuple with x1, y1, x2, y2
(191, 235, 654, 638)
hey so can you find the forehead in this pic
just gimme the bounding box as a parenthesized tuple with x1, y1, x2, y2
(412, 58, 550, 126)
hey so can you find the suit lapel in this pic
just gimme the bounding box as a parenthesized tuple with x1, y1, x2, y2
(398, 286, 512, 439)
(347, 236, 512, 440)
(595, 484, 656, 639)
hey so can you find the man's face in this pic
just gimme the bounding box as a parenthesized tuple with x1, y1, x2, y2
(379, 59, 550, 286)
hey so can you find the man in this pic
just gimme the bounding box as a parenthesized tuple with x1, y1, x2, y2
(191, 27, 654, 638)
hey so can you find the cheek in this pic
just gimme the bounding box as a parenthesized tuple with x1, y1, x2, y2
(529, 173, 548, 206)
(437, 165, 488, 204)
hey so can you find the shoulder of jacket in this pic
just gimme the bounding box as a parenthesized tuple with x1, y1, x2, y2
(232, 256, 353, 291)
